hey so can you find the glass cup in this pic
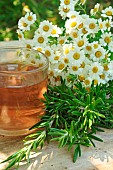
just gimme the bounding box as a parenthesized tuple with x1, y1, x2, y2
(0, 47, 49, 136)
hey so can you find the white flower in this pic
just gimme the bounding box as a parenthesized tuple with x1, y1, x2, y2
(101, 6, 113, 18)
(68, 64, 83, 75)
(67, 11, 80, 19)
(24, 12, 36, 25)
(90, 3, 100, 15)
(38, 20, 53, 36)
(59, 4, 74, 19)
(17, 29, 25, 40)
(90, 46, 106, 61)
(89, 62, 103, 77)
(33, 32, 48, 47)
(99, 32, 112, 46)
(68, 47, 85, 65)
(102, 19, 113, 31)
(60, 0, 75, 8)
(18, 17, 30, 31)
(65, 17, 81, 33)
(84, 18, 99, 34)
(51, 25, 62, 37)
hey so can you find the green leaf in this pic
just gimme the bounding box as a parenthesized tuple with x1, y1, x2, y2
(73, 144, 79, 163)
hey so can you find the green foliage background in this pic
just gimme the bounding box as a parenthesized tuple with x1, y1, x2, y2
(0, 0, 112, 41)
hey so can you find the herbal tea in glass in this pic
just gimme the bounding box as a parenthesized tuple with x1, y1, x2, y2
(0, 47, 49, 136)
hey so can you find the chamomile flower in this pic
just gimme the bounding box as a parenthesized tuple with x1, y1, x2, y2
(103, 19, 113, 31)
(33, 33, 48, 47)
(25, 12, 36, 25)
(65, 17, 81, 33)
(57, 36, 67, 45)
(51, 25, 62, 37)
(59, 4, 74, 19)
(69, 30, 79, 40)
(89, 62, 103, 77)
(91, 46, 106, 61)
(101, 6, 113, 18)
(18, 17, 30, 31)
(68, 47, 85, 65)
(68, 64, 83, 75)
(90, 3, 100, 16)
(84, 18, 99, 34)
(60, 0, 74, 8)
(100, 32, 112, 46)
(98, 18, 105, 32)
(75, 36, 88, 49)
(43, 46, 54, 59)
(67, 11, 80, 19)
(82, 77, 92, 88)
(38, 20, 53, 36)
(50, 53, 61, 64)
(17, 29, 25, 40)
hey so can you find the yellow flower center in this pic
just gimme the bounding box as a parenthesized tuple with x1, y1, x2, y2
(94, 79, 98, 85)
(106, 11, 112, 16)
(27, 16, 33, 21)
(37, 47, 42, 52)
(43, 25, 49, 32)
(54, 56, 60, 60)
(51, 29, 57, 34)
(93, 44, 98, 49)
(92, 66, 98, 73)
(86, 46, 92, 51)
(64, 58, 69, 63)
(49, 71, 54, 76)
(22, 22, 28, 27)
(72, 66, 78, 71)
(80, 62, 85, 68)
(26, 44, 31, 49)
(100, 74, 105, 79)
(95, 51, 102, 58)
(89, 23, 96, 29)
(72, 32, 78, 38)
(82, 28, 88, 34)
(99, 23, 103, 29)
(70, 22, 77, 27)
(105, 22, 110, 28)
(58, 63, 65, 70)
(63, 8, 70, 13)
(84, 79, 90, 85)
(104, 36, 111, 43)
(64, 48, 69, 54)
(37, 37, 44, 43)
(73, 52, 80, 60)
(45, 50, 51, 57)
(71, 15, 76, 18)
(104, 65, 109, 71)
(59, 39, 64, 44)
(78, 23, 83, 29)
(18, 34, 22, 39)
(64, 0, 70, 5)
(78, 75, 85, 81)
(78, 40, 84, 47)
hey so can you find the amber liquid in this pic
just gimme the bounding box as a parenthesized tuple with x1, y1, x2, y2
(0, 77, 48, 136)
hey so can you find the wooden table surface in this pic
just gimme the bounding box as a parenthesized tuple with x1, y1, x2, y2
(0, 41, 113, 170)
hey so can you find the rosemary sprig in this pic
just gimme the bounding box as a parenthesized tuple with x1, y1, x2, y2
(1, 80, 113, 169)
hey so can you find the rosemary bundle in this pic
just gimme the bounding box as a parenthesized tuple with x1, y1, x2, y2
(1, 79, 113, 170)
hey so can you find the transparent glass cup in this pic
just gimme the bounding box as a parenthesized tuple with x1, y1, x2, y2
(0, 47, 49, 136)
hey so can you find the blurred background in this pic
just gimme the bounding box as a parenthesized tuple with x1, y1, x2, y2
(0, 0, 112, 41)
